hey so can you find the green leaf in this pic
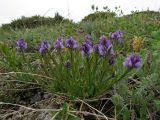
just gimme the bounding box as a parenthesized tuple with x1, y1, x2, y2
(154, 100, 160, 110)
(122, 106, 130, 120)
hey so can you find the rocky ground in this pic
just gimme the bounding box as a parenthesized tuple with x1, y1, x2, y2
(0, 81, 67, 120)
(0, 82, 114, 120)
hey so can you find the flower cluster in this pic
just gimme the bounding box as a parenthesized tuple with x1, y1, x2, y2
(109, 55, 116, 65)
(64, 60, 72, 69)
(39, 40, 51, 54)
(124, 54, 142, 68)
(65, 36, 79, 49)
(93, 36, 114, 56)
(112, 30, 123, 43)
(16, 39, 27, 50)
(15, 32, 143, 98)
(54, 37, 63, 49)
(84, 34, 93, 47)
(93, 44, 105, 56)
(16, 32, 142, 69)
(81, 43, 93, 56)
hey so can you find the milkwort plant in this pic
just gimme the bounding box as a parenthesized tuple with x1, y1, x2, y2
(0, 30, 143, 98)
(36, 31, 142, 98)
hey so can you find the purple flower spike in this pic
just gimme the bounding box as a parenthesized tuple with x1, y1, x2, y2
(124, 54, 142, 69)
(81, 43, 93, 57)
(64, 60, 72, 69)
(112, 30, 123, 43)
(99, 36, 111, 50)
(54, 37, 63, 49)
(17, 39, 27, 50)
(93, 44, 106, 56)
(65, 36, 79, 49)
(85, 34, 93, 41)
(39, 40, 50, 54)
(109, 55, 116, 65)
(85, 34, 93, 47)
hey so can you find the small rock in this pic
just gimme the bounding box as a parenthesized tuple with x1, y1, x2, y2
(37, 111, 52, 120)
(43, 93, 52, 99)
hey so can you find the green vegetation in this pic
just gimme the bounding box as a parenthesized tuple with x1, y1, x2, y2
(1, 13, 72, 30)
(0, 10, 160, 119)
(82, 11, 116, 22)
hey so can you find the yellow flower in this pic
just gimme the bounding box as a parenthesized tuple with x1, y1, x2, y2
(132, 36, 144, 52)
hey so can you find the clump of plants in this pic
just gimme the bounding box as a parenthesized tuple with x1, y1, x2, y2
(82, 11, 116, 22)
(0, 30, 143, 99)
(1, 13, 71, 30)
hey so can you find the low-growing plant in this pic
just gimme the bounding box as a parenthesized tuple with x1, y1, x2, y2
(0, 31, 143, 99)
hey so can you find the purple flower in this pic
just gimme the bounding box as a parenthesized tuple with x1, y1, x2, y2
(54, 37, 63, 49)
(93, 44, 106, 56)
(85, 34, 93, 41)
(99, 36, 114, 54)
(16, 39, 27, 50)
(65, 36, 79, 49)
(124, 54, 142, 68)
(81, 43, 93, 56)
(99, 36, 112, 50)
(85, 34, 93, 47)
(39, 40, 50, 54)
(112, 30, 123, 43)
(64, 60, 72, 69)
(109, 55, 116, 65)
